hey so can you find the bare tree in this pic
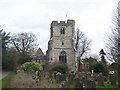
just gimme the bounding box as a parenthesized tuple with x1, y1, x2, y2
(74, 28, 91, 71)
(11, 32, 38, 63)
(75, 28, 91, 58)
(99, 49, 107, 64)
(106, 3, 120, 87)
(106, 7, 120, 63)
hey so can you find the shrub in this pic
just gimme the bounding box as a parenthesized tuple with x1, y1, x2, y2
(90, 62, 108, 76)
(51, 64, 68, 74)
(21, 62, 42, 73)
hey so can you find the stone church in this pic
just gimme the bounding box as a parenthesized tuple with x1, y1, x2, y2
(34, 19, 89, 72)
(46, 19, 76, 71)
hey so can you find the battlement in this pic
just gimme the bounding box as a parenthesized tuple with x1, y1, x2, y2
(51, 19, 75, 26)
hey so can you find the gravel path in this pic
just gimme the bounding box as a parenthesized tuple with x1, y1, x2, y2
(0, 71, 10, 80)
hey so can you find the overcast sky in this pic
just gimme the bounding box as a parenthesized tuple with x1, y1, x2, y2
(0, 0, 119, 56)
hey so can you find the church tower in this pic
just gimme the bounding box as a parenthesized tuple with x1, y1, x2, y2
(47, 19, 76, 71)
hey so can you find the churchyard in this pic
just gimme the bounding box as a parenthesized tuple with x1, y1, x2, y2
(1, 62, 119, 89)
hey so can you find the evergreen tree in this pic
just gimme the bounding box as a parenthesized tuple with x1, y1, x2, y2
(0, 29, 12, 70)
(99, 49, 107, 64)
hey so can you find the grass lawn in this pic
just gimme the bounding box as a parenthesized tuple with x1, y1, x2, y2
(0, 79, 1, 89)
(96, 81, 119, 90)
(69, 84, 75, 90)
(0, 71, 119, 90)
(0, 71, 16, 89)
(67, 82, 119, 90)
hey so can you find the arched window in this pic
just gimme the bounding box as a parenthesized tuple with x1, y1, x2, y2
(60, 27, 65, 34)
(59, 51, 67, 64)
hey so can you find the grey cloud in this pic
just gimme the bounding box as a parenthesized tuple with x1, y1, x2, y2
(37, 0, 105, 13)
(12, 16, 49, 30)
(0, 0, 119, 54)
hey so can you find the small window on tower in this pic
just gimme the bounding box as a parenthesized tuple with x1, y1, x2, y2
(62, 42, 64, 45)
(60, 27, 65, 34)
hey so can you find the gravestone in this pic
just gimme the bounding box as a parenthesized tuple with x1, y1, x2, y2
(48, 72, 53, 83)
(41, 71, 45, 77)
(66, 73, 69, 82)
(60, 81, 68, 88)
(45, 72, 49, 79)
(74, 76, 83, 90)
(81, 76, 87, 88)
(68, 72, 74, 84)
(97, 73, 104, 86)
(56, 72, 62, 83)
(86, 80, 96, 90)
(78, 72, 86, 80)
(52, 72, 55, 80)
(86, 72, 91, 80)
(109, 74, 117, 86)
(61, 74, 66, 81)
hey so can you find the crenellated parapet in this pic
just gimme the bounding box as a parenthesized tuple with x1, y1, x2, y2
(51, 19, 75, 27)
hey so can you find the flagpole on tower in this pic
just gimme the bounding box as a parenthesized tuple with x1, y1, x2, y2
(66, 15, 68, 21)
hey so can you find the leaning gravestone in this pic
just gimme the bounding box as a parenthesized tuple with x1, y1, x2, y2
(97, 73, 104, 86)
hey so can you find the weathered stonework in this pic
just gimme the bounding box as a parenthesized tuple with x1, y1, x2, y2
(46, 19, 76, 71)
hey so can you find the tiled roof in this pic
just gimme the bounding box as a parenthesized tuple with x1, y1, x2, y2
(35, 48, 44, 56)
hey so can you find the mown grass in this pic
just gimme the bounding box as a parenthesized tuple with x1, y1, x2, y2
(96, 81, 119, 90)
(67, 82, 119, 90)
(96, 81, 118, 88)
(69, 84, 75, 90)
(1, 71, 16, 89)
(0, 78, 2, 89)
